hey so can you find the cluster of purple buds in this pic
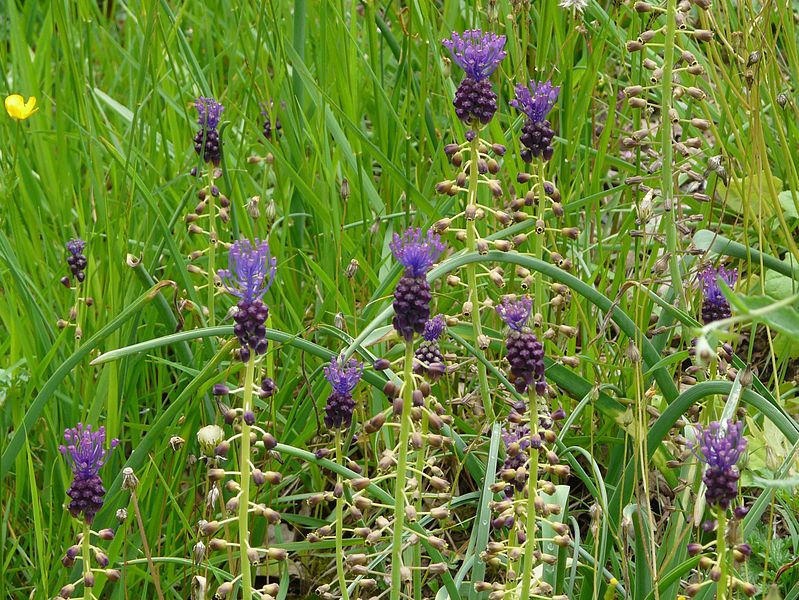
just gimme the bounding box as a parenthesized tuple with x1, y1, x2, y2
(414, 315, 447, 380)
(699, 265, 737, 324)
(218, 239, 277, 362)
(59, 423, 118, 524)
(496, 297, 547, 395)
(511, 80, 560, 162)
(194, 96, 224, 166)
(442, 30, 506, 126)
(694, 420, 747, 510)
(390, 228, 446, 341)
(63, 239, 88, 286)
(323, 356, 363, 429)
(261, 101, 282, 140)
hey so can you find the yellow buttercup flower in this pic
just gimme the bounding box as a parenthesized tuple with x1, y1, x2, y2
(4, 94, 39, 120)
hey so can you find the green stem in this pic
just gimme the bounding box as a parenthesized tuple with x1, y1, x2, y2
(533, 162, 546, 324)
(465, 133, 494, 421)
(390, 342, 415, 600)
(660, 0, 684, 309)
(716, 510, 729, 600)
(335, 429, 350, 600)
(238, 355, 256, 600)
(413, 398, 428, 599)
(207, 170, 217, 326)
(519, 391, 540, 599)
(82, 521, 91, 600)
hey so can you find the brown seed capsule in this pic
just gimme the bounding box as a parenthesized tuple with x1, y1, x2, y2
(693, 29, 714, 41)
(626, 40, 644, 52)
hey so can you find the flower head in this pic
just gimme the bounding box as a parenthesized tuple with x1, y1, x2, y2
(700, 265, 737, 306)
(693, 420, 748, 509)
(5, 94, 38, 120)
(66, 239, 86, 256)
(423, 315, 447, 342)
(496, 296, 533, 331)
(510, 80, 560, 124)
(390, 228, 446, 278)
(59, 423, 118, 478)
(324, 357, 364, 397)
(559, 0, 589, 12)
(195, 96, 224, 130)
(442, 30, 507, 81)
(59, 423, 118, 523)
(218, 239, 277, 303)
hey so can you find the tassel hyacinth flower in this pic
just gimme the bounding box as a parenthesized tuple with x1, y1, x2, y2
(694, 420, 747, 510)
(218, 239, 277, 362)
(497, 297, 547, 395)
(59, 423, 118, 524)
(390, 228, 446, 341)
(699, 265, 737, 324)
(442, 30, 507, 126)
(511, 80, 560, 162)
(323, 356, 364, 429)
(65, 238, 88, 284)
(194, 96, 224, 166)
(414, 314, 447, 380)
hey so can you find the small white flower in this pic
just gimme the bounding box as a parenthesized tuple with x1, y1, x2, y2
(197, 425, 225, 455)
(559, 0, 589, 12)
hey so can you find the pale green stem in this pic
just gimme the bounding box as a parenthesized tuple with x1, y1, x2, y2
(238, 356, 256, 600)
(465, 133, 494, 421)
(207, 170, 217, 326)
(716, 510, 729, 600)
(661, 0, 684, 309)
(335, 429, 350, 600)
(82, 521, 92, 600)
(390, 342, 415, 600)
(519, 391, 540, 599)
(413, 397, 428, 599)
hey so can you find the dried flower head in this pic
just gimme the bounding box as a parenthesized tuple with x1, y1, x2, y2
(59, 424, 118, 523)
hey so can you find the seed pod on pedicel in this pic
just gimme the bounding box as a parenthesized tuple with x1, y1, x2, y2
(510, 80, 560, 162)
(496, 297, 547, 395)
(193, 97, 224, 166)
(217, 239, 277, 362)
(414, 315, 447, 380)
(442, 30, 507, 126)
(390, 228, 446, 341)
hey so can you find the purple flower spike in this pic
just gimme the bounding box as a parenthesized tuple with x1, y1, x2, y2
(218, 239, 277, 303)
(324, 356, 364, 429)
(497, 297, 533, 331)
(324, 356, 364, 397)
(423, 315, 447, 342)
(195, 97, 224, 130)
(219, 239, 277, 361)
(390, 228, 446, 278)
(65, 238, 88, 283)
(511, 80, 560, 124)
(59, 423, 118, 523)
(442, 30, 507, 81)
(699, 265, 737, 324)
(693, 420, 747, 509)
(66, 239, 86, 256)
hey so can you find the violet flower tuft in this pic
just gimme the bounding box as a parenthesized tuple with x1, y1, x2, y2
(323, 357, 364, 429)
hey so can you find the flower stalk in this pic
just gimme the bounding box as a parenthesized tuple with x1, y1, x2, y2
(207, 170, 217, 327)
(334, 429, 350, 600)
(518, 392, 540, 599)
(716, 510, 728, 600)
(390, 342, 415, 600)
(82, 521, 91, 600)
(238, 355, 256, 600)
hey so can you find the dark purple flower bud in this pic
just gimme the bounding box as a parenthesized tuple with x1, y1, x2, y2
(687, 543, 703, 556)
(59, 423, 118, 524)
(243, 411, 255, 426)
(701, 519, 717, 532)
(323, 357, 364, 429)
(212, 384, 229, 396)
(65, 238, 88, 283)
(193, 97, 224, 165)
(693, 420, 747, 509)
(260, 377, 276, 398)
(442, 30, 506, 124)
(699, 265, 737, 324)
(218, 239, 277, 360)
(260, 100, 282, 140)
(733, 505, 750, 520)
(373, 358, 391, 371)
(390, 228, 446, 341)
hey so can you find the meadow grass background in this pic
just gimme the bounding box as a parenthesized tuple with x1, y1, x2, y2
(2, 0, 799, 598)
